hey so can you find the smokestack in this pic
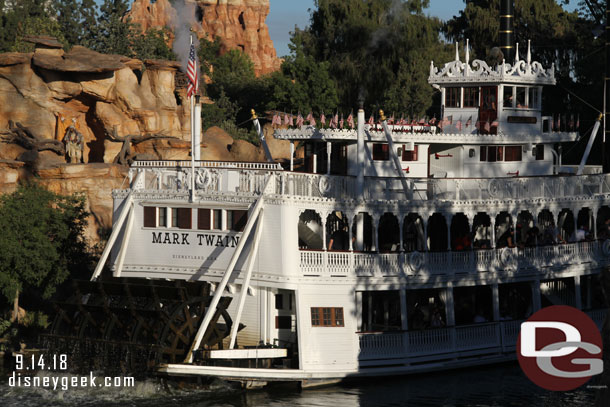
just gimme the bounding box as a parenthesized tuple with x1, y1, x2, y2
(604, 0, 610, 172)
(357, 108, 365, 197)
(499, 0, 515, 62)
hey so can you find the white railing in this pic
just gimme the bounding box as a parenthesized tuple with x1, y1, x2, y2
(406, 327, 452, 355)
(128, 162, 610, 202)
(586, 309, 607, 330)
(132, 160, 282, 170)
(300, 241, 605, 277)
(358, 332, 405, 360)
(358, 312, 606, 362)
(456, 323, 500, 351)
(357, 319, 525, 361)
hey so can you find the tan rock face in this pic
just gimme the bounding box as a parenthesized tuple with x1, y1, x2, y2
(127, 0, 281, 76)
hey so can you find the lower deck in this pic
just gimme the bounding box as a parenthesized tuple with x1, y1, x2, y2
(162, 271, 607, 385)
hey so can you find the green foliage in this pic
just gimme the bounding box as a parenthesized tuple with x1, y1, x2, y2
(0, 183, 91, 305)
(265, 40, 338, 114)
(131, 27, 176, 61)
(0, 1, 67, 52)
(295, 0, 450, 115)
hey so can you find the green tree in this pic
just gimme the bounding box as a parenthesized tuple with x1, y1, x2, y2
(0, 0, 66, 52)
(0, 183, 90, 322)
(265, 39, 338, 114)
(131, 27, 176, 61)
(90, 0, 132, 55)
(295, 0, 450, 115)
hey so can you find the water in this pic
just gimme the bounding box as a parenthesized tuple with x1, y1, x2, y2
(0, 362, 604, 406)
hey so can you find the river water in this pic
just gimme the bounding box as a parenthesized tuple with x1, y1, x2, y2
(0, 362, 605, 406)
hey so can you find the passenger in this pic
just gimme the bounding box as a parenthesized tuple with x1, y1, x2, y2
(473, 313, 488, 323)
(572, 225, 587, 242)
(430, 310, 445, 328)
(524, 227, 539, 247)
(328, 227, 349, 251)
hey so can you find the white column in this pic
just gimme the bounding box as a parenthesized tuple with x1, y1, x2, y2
(445, 284, 455, 326)
(373, 214, 380, 252)
(357, 108, 365, 196)
(290, 141, 294, 171)
(492, 284, 500, 321)
(326, 141, 332, 175)
(446, 213, 452, 251)
(398, 214, 404, 252)
(322, 212, 327, 250)
(532, 280, 542, 312)
(313, 144, 318, 174)
(347, 212, 354, 251)
(194, 100, 202, 160)
(400, 290, 408, 330)
(356, 291, 363, 331)
(356, 212, 364, 251)
(574, 275, 582, 310)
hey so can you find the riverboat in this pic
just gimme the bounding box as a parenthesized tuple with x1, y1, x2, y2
(49, 2, 608, 389)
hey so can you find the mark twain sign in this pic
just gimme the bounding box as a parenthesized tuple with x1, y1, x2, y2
(151, 231, 240, 248)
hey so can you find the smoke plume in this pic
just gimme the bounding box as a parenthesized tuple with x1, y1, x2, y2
(168, 0, 203, 72)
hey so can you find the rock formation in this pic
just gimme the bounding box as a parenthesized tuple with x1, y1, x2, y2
(0, 37, 288, 245)
(127, 0, 281, 76)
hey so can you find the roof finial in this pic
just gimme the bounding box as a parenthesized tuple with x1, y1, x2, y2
(465, 39, 470, 64)
(515, 42, 520, 63)
(526, 40, 531, 65)
(455, 41, 459, 62)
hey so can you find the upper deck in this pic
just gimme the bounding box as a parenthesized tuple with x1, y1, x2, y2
(121, 160, 610, 206)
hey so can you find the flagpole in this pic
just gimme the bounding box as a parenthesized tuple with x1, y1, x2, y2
(190, 33, 196, 203)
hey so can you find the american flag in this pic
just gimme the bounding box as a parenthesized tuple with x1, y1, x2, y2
(187, 42, 199, 97)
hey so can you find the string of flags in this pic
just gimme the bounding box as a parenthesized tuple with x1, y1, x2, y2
(267, 111, 581, 132)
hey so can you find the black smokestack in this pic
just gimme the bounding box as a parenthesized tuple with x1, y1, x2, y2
(499, 0, 515, 62)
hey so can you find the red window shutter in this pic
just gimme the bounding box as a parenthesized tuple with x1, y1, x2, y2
(177, 208, 192, 229)
(144, 207, 156, 227)
(198, 208, 210, 230)
(231, 210, 248, 232)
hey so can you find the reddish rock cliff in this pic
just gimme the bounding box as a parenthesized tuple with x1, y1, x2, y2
(127, 0, 281, 76)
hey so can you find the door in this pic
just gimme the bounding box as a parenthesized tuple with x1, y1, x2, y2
(479, 86, 498, 135)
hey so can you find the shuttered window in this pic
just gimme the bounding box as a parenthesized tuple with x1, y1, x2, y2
(372, 143, 389, 161)
(445, 87, 460, 107)
(231, 210, 248, 231)
(505, 146, 522, 161)
(176, 208, 191, 229)
(402, 145, 418, 162)
(144, 207, 156, 228)
(536, 144, 544, 160)
(198, 208, 211, 230)
(463, 87, 479, 107)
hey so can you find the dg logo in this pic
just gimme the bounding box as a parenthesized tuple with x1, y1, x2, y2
(517, 305, 603, 391)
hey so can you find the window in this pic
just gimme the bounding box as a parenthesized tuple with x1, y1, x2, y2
(505, 146, 522, 161)
(198, 208, 211, 230)
(487, 146, 497, 162)
(372, 143, 389, 161)
(529, 87, 538, 109)
(158, 207, 167, 227)
(175, 208, 191, 229)
(310, 307, 344, 327)
(536, 144, 544, 160)
(275, 293, 283, 310)
(213, 209, 222, 230)
(496, 146, 504, 161)
(144, 206, 156, 227)
(503, 86, 514, 108)
(275, 316, 292, 329)
(480, 145, 521, 162)
(230, 210, 248, 231)
(402, 145, 418, 161)
(445, 87, 460, 107)
(463, 87, 479, 107)
(516, 87, 526, 108)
